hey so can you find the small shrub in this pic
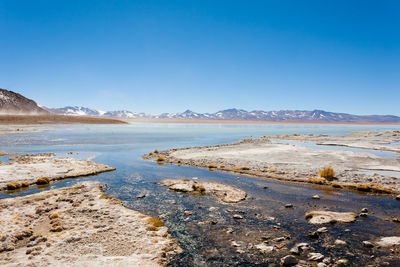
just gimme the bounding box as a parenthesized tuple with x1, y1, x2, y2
(154, 149, 159, 153)
(156, 156, 165, 162)
(36, 177, 50, 185)
(268, 168, 277, 173)
(21, 181, 30, 187)
(49, 213, 59, 219)
(149, 152, 153, 156)
(233, 166, 251, 171)
(293, 133, 298, 136)
(319, 167, 336, 179)
(146, 226, 158, 231)
(331, 182, 342, 188)
(6, 182, 21, 190)
(308, 177, 326, 184)
(219, 164, 225, 168)
(192, 184, 206, 193)
(208, 163, 217, 169)
(177, 159, 181, 163)
(146, 217, 164, 227)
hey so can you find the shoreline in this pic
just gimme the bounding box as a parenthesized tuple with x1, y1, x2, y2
(0, 115, 126, 125)
(123, 118, 400, 125)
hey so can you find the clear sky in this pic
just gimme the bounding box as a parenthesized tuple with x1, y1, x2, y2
(1, 1, 399, 115)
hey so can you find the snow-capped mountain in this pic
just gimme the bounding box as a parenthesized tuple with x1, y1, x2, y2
(46, 106, 105, 116)
(47, 106, 400, 123)
(0, 88, 49, 115)
(48, 106, 152, 118)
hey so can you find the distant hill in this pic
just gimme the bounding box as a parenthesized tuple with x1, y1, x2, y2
(0, 89, 49, 115)
(48, 106, 400, 123)
(47, 106, 151, 119)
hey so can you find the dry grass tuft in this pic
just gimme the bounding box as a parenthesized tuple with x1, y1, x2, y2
(149, 152, 153, 156)
(49, 213, 60, 219)
(156, 156, 165, 162)
(208, 163, 217, 169)
(308, 177, 326, 184)
(146, 226, 158, 231)
(347, 183, 393, 194)
(6, 182, 21, 190)
(319, 167, 336, 179)
(331, 182, 342, 188)
(146, 217, 164, 227)
(219, 164, 225, 168)
(268, 168, 277, 173)
(154, 149, 159, 153)
(192, 184, 206, 193)
(36, 177, 50, 185)
(21, 181, 30, 187)
(233, 166, 251, 171)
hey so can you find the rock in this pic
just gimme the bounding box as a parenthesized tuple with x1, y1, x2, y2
(233, 214, 243, 220)
(280, 255, 298, 266)
(308, 231, 319, 239)
(285, 204, 293, 208)
(308, 252, 324, 261)
(136, 194, 146, 199)
(317, 263, 327, 267)
(312, 195, 320, 199)
(335, 259, 349, 266)
(290, 243, 310, 255)
(273, 237, 285, 242)
(231, 241, 241, 247)
(317, 227, 328, 233)
(334, 239, 347, 246)
(305, 211, 358, 224)
(184, 211, 193, 216)
(392, 217, 400, 223)
(395, 195, 400, 201)
(255, 243, 274, 253)
(159, 179, 247, 203)
(376, 236, 400, 247)
(361, 208, 368, 213)
(362, 241, 374, 248)
(360, 213, 368, 217)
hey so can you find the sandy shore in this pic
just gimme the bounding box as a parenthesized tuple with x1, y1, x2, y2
(0, 153, 116, 192)
(0, 115, 126, 125)
(0, 181, 181, 266)
(143, 131, 400, 194)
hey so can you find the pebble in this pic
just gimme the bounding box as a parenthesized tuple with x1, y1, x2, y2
(136, 194, 146, 199)
(231, 241, 240, 247)
(312, 195, 320, 199)
(361, 208, 368, 213)
(184, 211, 193, 216)
(317, 263, 327, 267)
(335, 239, 347, 246)
(360, 213, 368, 217)
(362, 241, 374, 248)
(317, 227, 328, 233)
(285, 204, 293, 208)
(280, 255, 298, 266)
(395, 195, 400, 201)
(233, 214, 243, 220)
(308, 252, 324, 261)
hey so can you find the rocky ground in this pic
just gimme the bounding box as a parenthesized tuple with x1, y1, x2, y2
(143, 131, 400, 194)
(159, 179, 247, 203)
(0, 153, 116, 191)
(0, 181, 181, 266)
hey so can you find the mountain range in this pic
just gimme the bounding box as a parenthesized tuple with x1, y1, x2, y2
(1, 88, 400, 123)
(47, 106, 400, 123)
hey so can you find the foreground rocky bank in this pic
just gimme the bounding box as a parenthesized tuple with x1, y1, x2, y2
(0, 182, 181, 266)
(143, 131, 400, 194)
(0, 153, 116, 192)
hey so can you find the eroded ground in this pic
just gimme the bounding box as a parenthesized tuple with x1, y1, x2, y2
(0, 153, 116, 191)
(143, 131, 400, 193)
(0, 182, 181, 266)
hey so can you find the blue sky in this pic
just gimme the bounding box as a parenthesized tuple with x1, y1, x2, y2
(0, 1, 399, 115)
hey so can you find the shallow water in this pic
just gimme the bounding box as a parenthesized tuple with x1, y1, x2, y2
(1, 123, 400, 266)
